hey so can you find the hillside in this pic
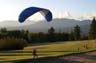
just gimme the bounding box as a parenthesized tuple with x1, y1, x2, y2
(0, 18, 91, 34)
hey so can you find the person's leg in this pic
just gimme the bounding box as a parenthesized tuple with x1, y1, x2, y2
(33, 55, 35, 59)
(36, 55, 38, 58)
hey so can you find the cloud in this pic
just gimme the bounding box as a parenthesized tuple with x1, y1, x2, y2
(54, 10, 96, 20)
(79, 12, 96, 20)
(54, 9, 72, 19)
(64, 10, 71, 17)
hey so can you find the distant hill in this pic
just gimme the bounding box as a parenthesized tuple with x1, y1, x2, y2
(0, 18, 91, 35)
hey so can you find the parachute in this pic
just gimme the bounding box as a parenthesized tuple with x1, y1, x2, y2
(19, 7, 53, 23)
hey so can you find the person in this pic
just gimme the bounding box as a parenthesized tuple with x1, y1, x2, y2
(93, 42, 96, 48)
(32, 48, 38, 59)
(83, 44, 89, 49)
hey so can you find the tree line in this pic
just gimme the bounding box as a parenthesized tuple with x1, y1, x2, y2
(0, 17, 96, 44)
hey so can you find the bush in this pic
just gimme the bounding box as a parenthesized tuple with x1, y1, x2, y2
(0, 37, 27, 51)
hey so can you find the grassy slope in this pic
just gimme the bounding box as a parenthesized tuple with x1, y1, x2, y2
(0, 40, 96, 62)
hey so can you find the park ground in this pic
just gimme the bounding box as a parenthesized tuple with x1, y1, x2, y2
(15, 51, 96, 63)
(0, 40, 96, 63)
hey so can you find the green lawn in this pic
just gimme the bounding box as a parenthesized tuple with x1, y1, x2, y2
(0, 40, 96, 62)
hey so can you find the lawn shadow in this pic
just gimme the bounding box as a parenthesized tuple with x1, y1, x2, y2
(4, 50, 96, 63)
(13, 56, 82, 63)
(76, 53, 96, 60)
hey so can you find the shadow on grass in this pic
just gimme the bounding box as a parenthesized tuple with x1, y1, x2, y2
(0, 50, 74, 56)
(0, 50, 93, 56)
(0, 53, 51, 56)
(13, 56, 82, 63)
(0, 50, 74, 53)
(1, 50, 96, 63)
(76, 53, 96, 60)
(12, 50, 96, 63)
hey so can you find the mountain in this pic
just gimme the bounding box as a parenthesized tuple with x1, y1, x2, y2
(0, 18, 91, 35)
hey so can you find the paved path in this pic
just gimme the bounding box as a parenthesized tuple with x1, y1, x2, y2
(15, 51, 96, 63)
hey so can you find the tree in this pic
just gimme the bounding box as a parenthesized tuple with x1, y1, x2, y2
(89, 17, 96, 39)
(0, 28, 7, 38)
(47, 27, 56, 42)
(0, 28, 7, 33)
(69, 30, 75, 41)
(74, 25, 81, 40)
(25, 30, 30, 42)
(48, 27, 55, 34)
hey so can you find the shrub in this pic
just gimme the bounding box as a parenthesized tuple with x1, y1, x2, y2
(0, 37, 27, 51)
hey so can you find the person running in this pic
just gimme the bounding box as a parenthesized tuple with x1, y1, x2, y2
(83, 44, 89, 49)
(32, 48, 38, 59)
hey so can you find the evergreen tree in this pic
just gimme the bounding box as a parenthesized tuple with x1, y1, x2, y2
(74, 25, 81, 40)
(69, 30, 75, 41)
(0, 28, 7, 33)
(48, 27, 55, 34)
(89, 17, 96, 39)
(0, 28, 7, 38)
(48, 27, 56, 42)
(25, 30, 30, 43)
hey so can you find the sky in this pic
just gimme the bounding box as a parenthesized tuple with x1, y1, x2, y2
(0, 0, 96, 22)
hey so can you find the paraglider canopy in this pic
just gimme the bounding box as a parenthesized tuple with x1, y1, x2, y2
(19, 7, 53, 23)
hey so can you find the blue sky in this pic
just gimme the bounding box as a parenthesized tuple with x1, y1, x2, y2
(0, 0, 96, 21)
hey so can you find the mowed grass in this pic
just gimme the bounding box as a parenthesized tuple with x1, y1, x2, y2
(0, 40, 96, 62)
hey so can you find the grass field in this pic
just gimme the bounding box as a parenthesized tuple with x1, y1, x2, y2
(0, 40, 96, 63)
